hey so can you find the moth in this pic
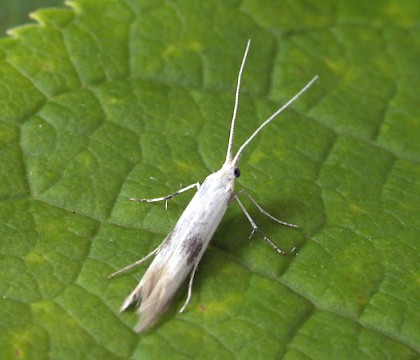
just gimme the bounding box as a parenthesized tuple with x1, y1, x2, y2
(110, 39, 318, 332)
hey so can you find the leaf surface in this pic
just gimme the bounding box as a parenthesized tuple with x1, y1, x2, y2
(0, 0, 419, 359)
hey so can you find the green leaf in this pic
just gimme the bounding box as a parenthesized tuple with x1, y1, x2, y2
(0, 0, 419, 359)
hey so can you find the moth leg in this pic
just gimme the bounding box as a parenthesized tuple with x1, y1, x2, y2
(234, 195, 286, 255)
(179, 260, 200, 313)
(108, 244, 161, 279)
(130, 182, 200, 209)
(237, 189, 298, 228)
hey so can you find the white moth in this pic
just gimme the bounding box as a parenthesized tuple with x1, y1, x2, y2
(110, 39, 318, 333)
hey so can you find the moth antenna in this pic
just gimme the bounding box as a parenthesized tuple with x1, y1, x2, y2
(226, 39, 251, 162)
(232, 75, 318, 165)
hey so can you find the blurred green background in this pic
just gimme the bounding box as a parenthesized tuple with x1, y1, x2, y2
(0, 0, 64, 36)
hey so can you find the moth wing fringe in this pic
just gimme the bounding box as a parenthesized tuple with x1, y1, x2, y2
(123, 251, 190, 333)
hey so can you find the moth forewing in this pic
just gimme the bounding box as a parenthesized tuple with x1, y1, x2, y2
(120, 164, 237, 332)
(111, 39, 318, 333)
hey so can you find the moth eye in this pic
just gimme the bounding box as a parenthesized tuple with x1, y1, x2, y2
(234, 167, 241, 177)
